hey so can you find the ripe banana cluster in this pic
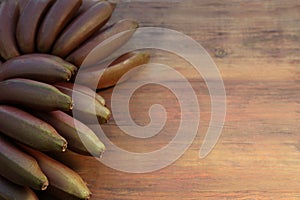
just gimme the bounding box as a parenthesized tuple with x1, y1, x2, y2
(0, 0, 150, 199)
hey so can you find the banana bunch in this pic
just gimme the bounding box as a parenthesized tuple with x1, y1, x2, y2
(0, 0, 150, 199)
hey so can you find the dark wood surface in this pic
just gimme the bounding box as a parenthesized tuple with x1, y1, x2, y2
(74, 1, 300, 199)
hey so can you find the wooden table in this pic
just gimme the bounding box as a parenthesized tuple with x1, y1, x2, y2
(73, 1, 300, 199)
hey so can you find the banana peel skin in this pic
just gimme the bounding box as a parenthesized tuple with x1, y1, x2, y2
(33, 110, 105, 157)
(52, 1, 114, 58)
(0, 175, 38, 200)
(0, 78, 73, 111)
(22, 145, 91, 200)
(77, 51, 150, 89)
(0, 105, 67, 152)
(0, 0, 20, 60)
(0, 54, 73, 83)
(0, 135, 49, 191)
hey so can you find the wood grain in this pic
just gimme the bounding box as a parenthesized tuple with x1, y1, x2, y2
(73, 0, 300, 199)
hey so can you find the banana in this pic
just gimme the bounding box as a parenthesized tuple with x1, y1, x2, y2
(52, 1, 114, 58)
(0, 54, 72, 83)
(0, 176, 38, 200)
(47, 149, 87, 170)
(34, 110, 105, 157)
(0, 135, 48, 191)
(16, 0, 55, 53)
(0, 0, 20, 60)
(22, 146, 91, 200)
(55, 84, 111, 124)
(66, 19, 138, 67)
(18, 0, 29, 13)
(37, 0, 82, 53)
(55, 82, 106, 105)
(21, 53, 78, 75)
(76, 0, 104, 16)
(0, 78, 73, 111)
(0, 105, 67, 152)
(77, 51, 150, 89)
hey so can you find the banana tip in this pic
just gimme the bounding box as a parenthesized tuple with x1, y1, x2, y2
(108, 0, 117, 10)
(133, 20, 139, 29)
(99, 150, 105, 159)
(41, 182, 49, 191)
(70, 101, 74, 110)
(62, 142, 68, 152)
